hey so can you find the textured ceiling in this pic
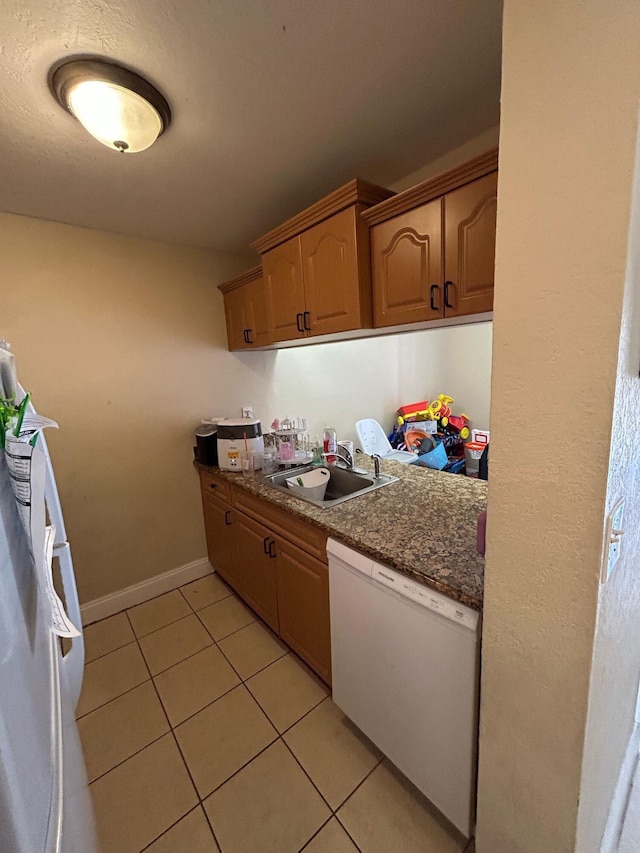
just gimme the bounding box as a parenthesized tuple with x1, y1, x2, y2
(0, 0, 503, 253)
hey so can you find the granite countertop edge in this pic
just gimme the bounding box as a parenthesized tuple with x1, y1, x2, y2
(198, 459, 487, 611)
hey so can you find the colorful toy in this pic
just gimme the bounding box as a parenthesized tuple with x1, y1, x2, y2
(396, 401, 430, 426)
(443, 414, 470, 439)
(426, 394, 454, 422)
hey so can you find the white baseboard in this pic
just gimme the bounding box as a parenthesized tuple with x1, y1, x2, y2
(600, 723, 640, 853)
(80, 558, 213, 625)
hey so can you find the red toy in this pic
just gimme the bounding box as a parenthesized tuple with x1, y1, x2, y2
(442, 414, 470, 439)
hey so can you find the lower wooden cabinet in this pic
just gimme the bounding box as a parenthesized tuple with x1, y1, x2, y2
(232, 513, 279, 633)
(274, 538, 331, 684)
(201, 493, 237, 587)
(199, 477, 332, 685)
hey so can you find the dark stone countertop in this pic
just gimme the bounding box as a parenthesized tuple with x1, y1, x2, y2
(199, 458, 487, 611)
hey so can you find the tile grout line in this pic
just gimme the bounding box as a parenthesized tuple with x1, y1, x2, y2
(84, 636, 136, 666)
(125, 610, 224, 852)
(177, 583, 234, 613)
(196, 735, 280, 804)
(279, 735, 336, 814)
(76, 662, 151, 720)
(332, 757, 386, 850)
(82, 577, 217, 629)
(136, 610, 211, 646)
(137, 804, 203, 852)
(86, 586, 369, 852)
(191, 601, 256, 646)
(296, 814, 335, 852)
(243, 679, 329, 745)
(177, 589, 354, 831)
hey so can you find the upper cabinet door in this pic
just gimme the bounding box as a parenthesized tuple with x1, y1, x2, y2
(301, 207, 363, 336)
(443, 172, 497, 318)
(370, 198, 443, 327)
(223, 277, 269, 350)
(223, 286, 250, 351)
(243, 277, 270, 347)
(263, 239, 306, 342)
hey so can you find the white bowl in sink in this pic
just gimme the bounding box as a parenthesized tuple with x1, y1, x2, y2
(285, 467, 330, 501)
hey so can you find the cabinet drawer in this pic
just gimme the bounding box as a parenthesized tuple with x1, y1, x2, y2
(199, 468, 231, 503)
(231, 488, 328, 563)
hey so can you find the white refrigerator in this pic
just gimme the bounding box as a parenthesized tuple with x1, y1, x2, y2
(0, 344, 98, 852)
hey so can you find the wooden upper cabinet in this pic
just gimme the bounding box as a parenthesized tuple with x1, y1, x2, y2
(301, 207, 365, 336)
(223, 285, 250, 351)
(443, 171, 498, 318)
(364, 148, 499, 327)
(252, 179, 393, 344)
(219, 267, 269, 351)
(371, 198, 443, 327)
(262, 238, 306, 342)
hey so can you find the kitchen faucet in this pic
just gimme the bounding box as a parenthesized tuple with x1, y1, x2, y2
(355, 448, 381, 479)
(334, 443, 355, 470)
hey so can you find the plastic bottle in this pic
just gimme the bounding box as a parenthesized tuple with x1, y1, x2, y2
(323, 427, 337, 465)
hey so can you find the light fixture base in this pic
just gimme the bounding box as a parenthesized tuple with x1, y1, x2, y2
(50, 57, 171, 153)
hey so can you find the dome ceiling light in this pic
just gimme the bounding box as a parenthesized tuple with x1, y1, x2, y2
(50, 58, 171, 154)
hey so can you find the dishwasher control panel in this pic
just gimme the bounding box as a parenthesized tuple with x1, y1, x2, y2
(326, 537, 479, 631)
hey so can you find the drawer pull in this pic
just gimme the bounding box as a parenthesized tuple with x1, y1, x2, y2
(224, 510, 232, 526)
(263, 536, 270, 555)
(444, 280, 454, 309)
(430, 284, 440, 311)
(268, 539, 276, 558)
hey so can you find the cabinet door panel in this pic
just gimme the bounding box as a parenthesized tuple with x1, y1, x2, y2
(301, 207, 361, 336)
(244, 277, 270, 347)
(444, 172, 497, 317)
(202, 495, 238, 589)
(263, 239, 306, 342)
(275, 540, 331, 685)
(371, 199, 443, 327)
(223, 279, 269, 350)
(223, 287, 250, 351)
(232, 513, 279, 632)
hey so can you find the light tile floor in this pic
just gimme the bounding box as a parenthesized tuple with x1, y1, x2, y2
(78, 573, 474, 853)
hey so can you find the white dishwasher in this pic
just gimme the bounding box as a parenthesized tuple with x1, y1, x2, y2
(328, 538, 481, 838)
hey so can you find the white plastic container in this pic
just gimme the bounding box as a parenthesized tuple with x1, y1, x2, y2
(285, 468, 330, 501)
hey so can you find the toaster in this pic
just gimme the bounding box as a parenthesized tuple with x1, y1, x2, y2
(217, 418, 264, 471)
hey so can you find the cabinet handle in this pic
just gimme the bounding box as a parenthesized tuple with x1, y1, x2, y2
(209, 483, 217, 490)
(444, 280, 454, 309)
(224, 509, 232, 526)
(430, 284, 440, 311)
(263, 536, 270, 555)
(246, 328, 253, 344)
(268, 539, 276, 558)
(243, 329, 248, 343)
(303, 311, 311, 331)
(296, 313, 304, 333)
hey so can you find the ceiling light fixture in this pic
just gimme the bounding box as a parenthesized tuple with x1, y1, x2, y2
(50, 58, 171, 154)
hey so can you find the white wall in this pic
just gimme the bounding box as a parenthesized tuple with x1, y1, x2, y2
(207, 321, 492, 447)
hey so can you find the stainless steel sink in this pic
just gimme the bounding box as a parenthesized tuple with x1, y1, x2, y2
(261, 463, 398, 508)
